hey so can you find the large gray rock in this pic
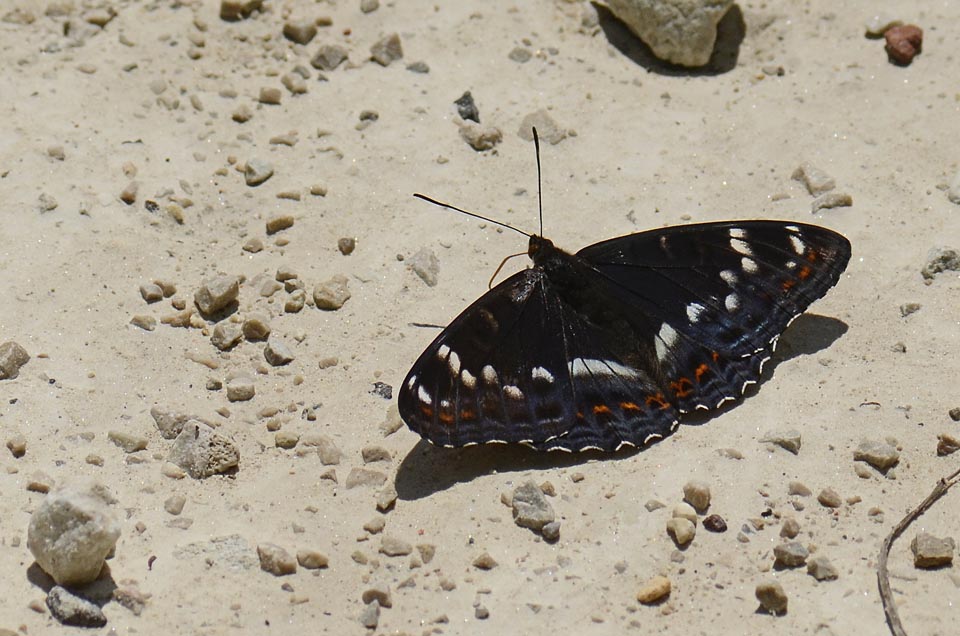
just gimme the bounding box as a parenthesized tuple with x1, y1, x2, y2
(46, 586, 107, 627)
(27, 482, 121, 586)
(0, 341, 30, 380)
(511, 481, 555, 531)
(167, 421, 239, 478)
(606, 0, 734, 67)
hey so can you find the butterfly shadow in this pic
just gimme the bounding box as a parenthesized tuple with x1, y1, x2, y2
(680, 313, 849, 427)
(593, 2, 745, 76)
(395, 440, 640, 501)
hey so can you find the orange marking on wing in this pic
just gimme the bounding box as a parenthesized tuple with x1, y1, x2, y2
(593, 404, 612, 416)
(459, 409, 476, 421)
(669, 377, 693, 398)
(798, 265, 812, 280)
(438, 411, 455, 425)
(806, 249, 819, 262)
(695, 363, 710, 382)
(782, 278, 796, 292)
(420, 405, 433, 418)
(645, 393, 670, 410)
(576, 411, 585, 420)
(711, 350, 720, 362)
(619, 401, 642, 412)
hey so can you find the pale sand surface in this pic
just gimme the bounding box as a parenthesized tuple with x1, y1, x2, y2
(1, 1, 958, 634)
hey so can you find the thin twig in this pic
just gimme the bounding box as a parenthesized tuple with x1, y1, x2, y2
(878, 465, 960, 636)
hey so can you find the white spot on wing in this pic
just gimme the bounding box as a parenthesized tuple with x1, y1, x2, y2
(447, 350, 460, 375)
(785, 225, 800, 233)
(741, 257, 759, 274)
(569, 358, 640, 378)
(532, 366, 554, 383)
(786, 260, 797, 270)
(725, 293, 740, 312)
(789, 235, 805, 255)
(655, 323, 679, 362)
(504, 385, 523, 399)
(643, 433, 664, 445)
(417, 385, 432, 405)
(482, 365, 498, 385)
(461, 369, 476, 389)
(730, 238, 753, 256)
(729, 228, 746, 239)
(406, 375, 417, 390)
(437, 344, 450, 361)
(686, 303, 705, 323)
(720, 269, 737, 285)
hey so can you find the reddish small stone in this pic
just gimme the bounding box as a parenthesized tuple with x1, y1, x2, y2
(884, 25, 923, 66)
(703, 514, 727, 533)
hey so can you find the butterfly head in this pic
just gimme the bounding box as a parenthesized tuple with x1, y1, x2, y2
(528, 235, 556, 263)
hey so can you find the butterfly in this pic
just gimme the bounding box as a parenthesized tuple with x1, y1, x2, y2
(399, 134, 851, 452)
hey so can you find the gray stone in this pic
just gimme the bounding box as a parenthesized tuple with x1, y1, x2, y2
(264, 338, 294, 366)
(46, 586, 107, 627)
(807, 555, 839, 580)
(107, 430, 147, 453)
(164, 495, 186, 515)
(518, 109, 567, 145)
(787, 481, 811, 497)
(780, 517, 800, 539)
(408, 248, 439, 286)
(345, 468, 387, 489)
(508, 46, 532, 63)
(313, 274, 351, 310)
(380, 535, 412, 557)
(755, 581, 787, 615)
(773, 541, 809, 568)
(27, 482, 120, 586)
(511, 480, 556, 531)
(542, 521, 561, 542)
(283, 19, 317, 45)
(360, 0, 380, 13)
(921, 247, 960, 279)
(151, 406, 192, 440)
(226, 376, 255, 402)
(605, 0, 734, 67)
(140, 282, 163, 303)
(760, 429, 802, 454)
(244, 159, 274, 186)
(682, 480, 711, 513)
(359, 599, 380, 628)
(194, 276, 239, 315)
(301, 434, 342, 465)
(166, 421, 239, 478)
(376, 483, 398, 512)
(0, 341, 30, 380)
(257, 543, 296, 575)
(370, 32, 402, 66)
(792, 163, 836, 195)
(911, 532, 955, 568)
(853, 440, 900, 472)
(311, 44, 348, 71)
(459, 121, 502, 151)
(242, 313, 271, 340)
(211, 323, 242, 351)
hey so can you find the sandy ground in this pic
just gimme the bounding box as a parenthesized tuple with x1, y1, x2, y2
(1, 0, 959, 634)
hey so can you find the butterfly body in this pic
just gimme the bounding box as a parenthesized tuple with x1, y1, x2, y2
(400, 220, 850, 452)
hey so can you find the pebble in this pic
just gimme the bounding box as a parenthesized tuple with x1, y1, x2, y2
(760, 429, 802, 454)
(644, 499, 665, 512)
(313, 274, 351, 310)
(518, 110, 567, 145)
(130, 314, 157, 331)
(297, 549, 329, 569)
(362, 583, 392, 608)
(370, 33, 402, 66)
(211, 323, 242, 351)
(360, 0, 379, 13)
(774, 542, 809, 568)
(376, 483, 398, 512)
(232, 104, 253, 123)
(458, 121, 502, 151)
(0, 341, 30, 380)
(475, 605, 489, 619)
(408, 248, 439, 286)
(791, 163, 836, 195)
(244, 159, 274, 186)
(301, 434, 343, 465)
(311, 44, 348, 71)
(6, 434, 26, 458)
(636, 575, 671, 604)
(27, 482, 120, 586)
(817, 487, 842, 508)
(885, 24, 923, 65)
(755, 581, 787, 615)
(194, 276, 239, 316)
(911, 532, 955, 568)
(107, 430, 147, 453)
(120, 181, 138, 205)
(281, 73, 307, 95)
(266, 214, 295, 234)
(937, 433, 960, 456)
(865, 15, 903, 37)
(150, 406, 192, 439)
(682, 480, 711, 513)
(46, 586, 107, 628)
(274, 431, 299, 449)
(473, 552, 498, 570)
(807, 555, 839, 581)
(47, 145, 65, 160)
(164, 495, 186, 515)
(950, 408, 960, 422)
(921, 247, 960, 279)
(220, 0, 263, 21)
(338, 237, 356, 255)
(285, 290, 307, 313)
(27, 472, 55, 493)
(380, 535, 412, 557)
(226, 376, 255, 402)
(257, 543, 297, 575)
(140, 283, 163, 303)
(362, 445, 392, 463)
(454, 91, 480, 123)
(811, 192, 853, 213)
(407, 61, 429, 73)
(666, 518, 696, 546)
(511, 480, 556, 532)
(542, 521, 561, 542)
(359, 600, 379, 628)
(113, 583, 149, 616)
(703, 514, 727, 533)
(345, 468, 387, 489)
(166, 421, 240, 478)
(508, 46, 532, 63)
(283, 19, 317, 45)
(788, 481, 812, 497)
(780, 517, 800, 539)
(242, 314, 271, 341)
(853, 439, 900, 471)
(364, 517, 386, 534)
(672, 503, 697, 524)
(899, 302, 921, 317)
(264, 338, 295, 366)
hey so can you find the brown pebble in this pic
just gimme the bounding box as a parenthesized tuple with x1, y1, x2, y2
(266, 215, 294, 234)
(817, 487, 842, 508)
(472, 552, 498, 570)
(703, 514, 727, 533)
(885, 24, 923, 66)
(756, 581, 788, 615)
(636, 575, 671, 604)
(338, 237, 356, 255)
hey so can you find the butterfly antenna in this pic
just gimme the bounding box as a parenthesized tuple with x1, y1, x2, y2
(488, 252, 526, 289)
(412, 193, 530, 238)
(532, 126, 543, 237)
